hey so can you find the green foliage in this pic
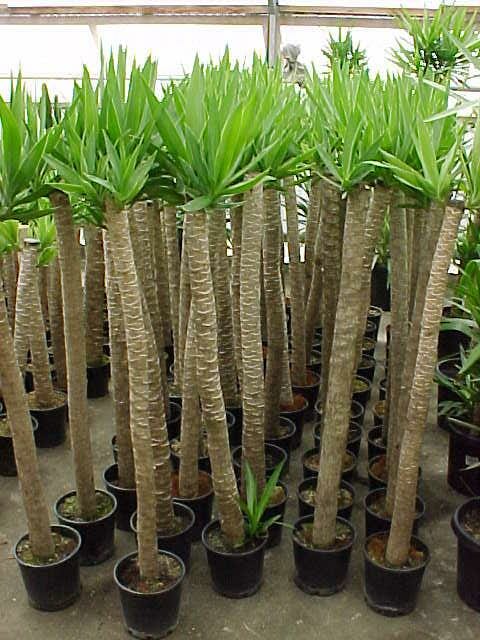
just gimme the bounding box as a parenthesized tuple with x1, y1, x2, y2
(436, 349, 480, 432)
(460, 117, 480, 213)
(373, 212, 390, 270)
(239, 461, 284, 540)
(322, 29, 368, 75)
(28, 210, 57, 266)
(0, 219, 19, 255)
(455, 213, 480, 268)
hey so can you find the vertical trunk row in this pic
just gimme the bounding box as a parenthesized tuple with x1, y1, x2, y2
(4, 250, 18, 329)
(231, 203, 243, 394)
(47, 255, 67, 391)
(164, 205, 181, 383)
(187, 211, 243, 545)
(51, 191, 96, 520)
(84, 226, 106, 367)
(38, 266, 49, 329)
(304, 178, 322, 305)
(13, 248, 30, 373)
(386, 204, 463, 566)
(285, 176, 307, 387)
(103, 231, 135, 489)
(240, 181, 266, 491)
(177, 226, 191, 393)
(151, 202, 172, 351)
(313, 185, 371, 547)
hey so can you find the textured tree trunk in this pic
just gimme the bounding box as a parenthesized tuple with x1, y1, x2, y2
(231, 201, 243, 393)
(13, 251, 30, 374)
(186, 211, 244, 545)
(47, 255, 67, 391)
(409, 210, 425, 320)
(208, 211, 238, 406)
(285, 176, 307, 387)
(305, 184, 325, 362)
(38, 266, 49, 328)
(177, 226, 191, 394)
(0, 289, 54, 558)
(304, 178, 322, 305)
(105, 201, 158, 579)
(263, 188, 285, 437)
(151, 202, 172, 349)
(104, 231, 135, 489)
(51, 191, 96, 521)
(240, 181, 266, 491)
(316, 182, 344, 410)
(179, 304, 201, 498)
(164, 205, 181, 381)
(4, 250, 18, 329)
(386, 204, 462, 565)
(84, 226, 106, 367)
(313, 185, 371, 547)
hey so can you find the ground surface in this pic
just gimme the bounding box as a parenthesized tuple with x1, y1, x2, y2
(1, 319, 480, 640)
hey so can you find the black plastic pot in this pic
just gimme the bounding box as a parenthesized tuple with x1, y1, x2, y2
(14, 524, 81, 611)
(202, 519, 267, 598)
(103, 463, 137, 532)
(87, 359, 110, 398)
(292, 371, 321, 422)
(353, 375, 372, 409)
(452, 497, 480, 612)
(364, 488, 425, 538)
(368, 455, 387, 490)
(438, 326, 470, 360)
(313, 421, 362, 459)
(379, 378, 387, 401)
(31, 391, 68, 448)
(280, 394, 308, 450)
(164, 343, 175, 373)
(131, 502, 195, 572)
(226, 405, 242, 447)
(308, 349, 322, 375)
(170, 440, 211, 475)
(297, 477, 355, 521)
(365, 319, 377, 341)
(367, 426, 387, 460)
(357, 355, 376, 383)
(368, 306, 382, 334)
(232, 443, 288, 483)
(264, 481, 288, 549)
(373, 401, 385, 427)
(265, 416, 296, 473)
(364, 532, 430, 616)
(169, 390, 182, 409)
(371, 263, 390, 311)
(114, 550, 185, 639)
(171, 470, 214, 543)
(55, 489, 117, 566)
(436, 355, 460, 431)
(166, 401, 182, 440)
(447, 419, 480, 496)
(362, 338, 376, 358)
(0, 415, 38, 477)
(293, 515, 355, 595)
(302, 447, 357, 483)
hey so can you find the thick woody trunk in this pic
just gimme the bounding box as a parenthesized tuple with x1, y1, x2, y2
(105, 201, 158, 579)
(285, 176, 307, 387)
(186, 211, 244, 546)
(51, 191, 96, 521)
(84, 226, 106, 367)
(13, 250, 30, 373)
(231, 201, 243, 393)
(0, 290, 54, 558)
(151, 202, 172, 349)
(386, 204, 462, 565)
(164, 205, 181, 381)
(240, 181, 266, 491)
(38, 266, 49, 328)
(4, 250, 18, 329)
(104, 231, 135, 489)
(304, 178, 322, 305)
(47, 255, 67, 391)
(313, 185, 371, 547)
(177, 227, 191, 393)
(263, 188, 285, 437)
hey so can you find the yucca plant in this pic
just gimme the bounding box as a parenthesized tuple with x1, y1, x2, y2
(323, 29, 368, 74)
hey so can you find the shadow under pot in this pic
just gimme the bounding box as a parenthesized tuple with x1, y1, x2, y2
(364, 488, 425, 538)
(14, 524, 81, 611)
(451, 497, 480, 612)
(114, 550, 185, 640)
(201, 519, 268, 598)
(367, 426, 387, 460)
(30, 389, 68, 448)
(55, 489, 117, 566)
(103, 463, 137, 532)
(292, 515, 356, 596)
(292, 370, 321, 422)
(166, 401, 182, 441)
(263, 481, 289, 549)
(297, 477, 355, 521)
(302, 447, 357, 484)
(232, 443, 288, 484)
(280, 394, 308, 450)
(170, 436, 211, 475)
(313, 421, 362, 459)
(87, 357, 110, 398)
(352, 375, 372, 410)
(357, 355, 376, 383)
(308, 349, 322, 375)
(171, 470, 214, 543)
(264, 416, 296, 474)
(130, 502, 195, 573)
(364, 531, 430, 616)
(0, 414, 38, 477)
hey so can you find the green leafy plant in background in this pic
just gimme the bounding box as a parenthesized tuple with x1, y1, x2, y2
(240, 461, 284, 540)
(322, 29, 368, 75)
(29, 211, 57, 266)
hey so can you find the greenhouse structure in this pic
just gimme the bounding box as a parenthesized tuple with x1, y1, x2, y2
(1, 2, 480, 639)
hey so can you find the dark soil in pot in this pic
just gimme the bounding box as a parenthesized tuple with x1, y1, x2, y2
(14, 524, 81, 611)
(131, 502, 195, 572)
(263, 482, 288, 549)
(367, 426, 387, 460)
(55, 489, 117, 566)
(232, 443, 288, 483)
(202, 519, 267, 598)
(171, 471, 214, 543)
(368, 454, 422, 491)
(0, 414, 38, 476)
(87, 356, 110, 398)
(357, 355, 376, 383)
(313, 421, 362, 459)
(114, 550, 185, 639)
(166, 400, 182, 440)
(29, 389, 67, 448)
(370, 262, 390, 311)
(170, 435, 211, 475)
(364, 488, 425, 538)
(297, 477, 355, 520)
(452, 497, 480, 611)
(226, 405, 242, 447)
(364, 532, 430, 616)
(293, 515, 356, 595)
(362, 337, 376, 358)
(373, 400, 385, 427)
(308, 349, 322, 375)
(302, 448, 357, 483)
(379, 378, 387, 401)
(292, 371, 320, 421)
(103, 463, 137, 532)
(280, 393, 308, 450)
(447, 418, 480, 495)
(353, 375, 372, 409)
(265, 416, 296, 473)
